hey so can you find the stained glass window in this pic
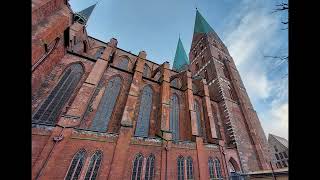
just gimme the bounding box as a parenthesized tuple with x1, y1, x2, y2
(214, 158, 223, 179)
(84, 151, 103, 180)
(194, 101, 202, 136)
(65, 149, 86, 180)
(145, 154, 155, 180)
(177, 156, 184, 180)
(186, 157, 194, 180)
(135, 86, 153, 137)
(170, 94, 180, 141)
(32, 63, 84, 125)
(208, 157, 215, 179)
(90, 76, 122, 132)
(117, 59, 129, 70)
(132, 154, 144, 180)
(171, 78, 181, 89)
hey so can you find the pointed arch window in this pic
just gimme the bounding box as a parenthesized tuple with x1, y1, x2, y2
(132, 154, 144, 180)
(177, 156, 184, 180)
(117, 58, 129, 70)
(194, 101, 202, 136)
(145, 154, 155, 180)
(208, 157, 216, 180)
(32, 63, 84, 125)
(171, 78, 182, 89)
(90, 76, 122, 132)
(65, 149, 87, 180)
(186, 157, 194, 180)
(143, 64, 151, 78)
(135, 86, 153, 137)
(215, 158, 223, 179)
(170, 94, 180, 141)
(84, 151, 103, 180)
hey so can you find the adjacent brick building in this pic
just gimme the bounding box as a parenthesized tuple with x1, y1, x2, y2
(268, 134, 288, 169)
(32, 1, 272, 179)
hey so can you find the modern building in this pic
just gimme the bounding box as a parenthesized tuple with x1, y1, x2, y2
(32, 0, 272, 179)
(268, 134, 288, 169)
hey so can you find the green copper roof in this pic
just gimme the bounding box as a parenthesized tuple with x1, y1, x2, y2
(173, 38, 189, 72)
(76, 4, 96, 24)
(193, 10, 224, 45)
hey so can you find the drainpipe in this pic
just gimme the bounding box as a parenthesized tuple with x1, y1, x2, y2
(35, 124, 75, 180)
(165, 143, 168, 180)
(269, 161, 276, 180)
(218, 144, 230, 179)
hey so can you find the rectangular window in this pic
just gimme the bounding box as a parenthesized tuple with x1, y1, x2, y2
(283, 152, 288, 158)
(275, 154, 279, 160)
(277, 162, 282, 168)
(279, 153, 284, 159)
(282, 161, 287, 167)
(64, 27, 70, 47)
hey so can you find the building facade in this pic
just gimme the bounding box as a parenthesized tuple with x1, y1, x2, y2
(268, 134, 288, 169)
(32, 1, 271, 179)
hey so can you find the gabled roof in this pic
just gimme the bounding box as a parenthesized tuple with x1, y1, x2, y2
(269, 134, 288, 149)
(173, 37, 189, 72)
(193, 9, 225, 46)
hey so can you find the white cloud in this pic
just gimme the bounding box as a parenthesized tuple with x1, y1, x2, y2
(221, 0, 288, 139)
(261, 103, 288, 139)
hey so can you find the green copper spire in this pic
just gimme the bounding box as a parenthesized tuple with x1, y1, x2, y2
(173, 37, 189, 72)
(193, 9, 224, 46)
(74, 3, 97, 24)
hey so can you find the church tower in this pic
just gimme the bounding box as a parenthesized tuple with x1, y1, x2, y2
(189, 9, 271, 172)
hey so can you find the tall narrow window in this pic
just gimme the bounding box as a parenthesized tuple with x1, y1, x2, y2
(279, 153, 284, 159)
(204, 69, 209, 80)
(177, 156, 184, 180)
(170, 94, 180, 141)
(94, 47, 105, 59)
(83, 41, 87, 53)
(145, 154, 155, 180)
(132, 154, 144, 180)
(65, 149, 87, 180)
(208, 157, 216, 180)
(186, 157, 194, 180)
(195, 62, 199, 71)
(214, 158, 223, 179)
(90, 76, 122, 132)
(117, 59, 129, 70)
(32, 63, 84, 125)
(135, 86, 153, 137)
(84, 151, 103, 180)
(275, 154, 279, 160)
(194, 101, 202, 136)
(143, 64, 151, 78)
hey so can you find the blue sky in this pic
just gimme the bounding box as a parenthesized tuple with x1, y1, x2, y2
(69, 0, 288, 139)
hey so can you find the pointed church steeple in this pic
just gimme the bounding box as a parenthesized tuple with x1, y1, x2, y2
(193, 9, 224, 46)
(74, 3, 97, 25)
(173, 37, 189, 72)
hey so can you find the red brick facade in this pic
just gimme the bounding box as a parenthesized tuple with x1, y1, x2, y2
(32, 1, 271, 179)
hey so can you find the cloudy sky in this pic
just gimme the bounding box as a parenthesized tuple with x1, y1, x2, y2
(69, 0, 288, 139)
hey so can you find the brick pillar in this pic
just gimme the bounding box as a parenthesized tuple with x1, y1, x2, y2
(225, 61, 270, 170)
(200, 79, 218, 139)
(57, 38, 118, 127)
(157, 62, 172, 180)
(157, 62, 172, 140)
(185, 71, 198, 136)
(195, 137, 209, 180)
(107, 51, 146, 179)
